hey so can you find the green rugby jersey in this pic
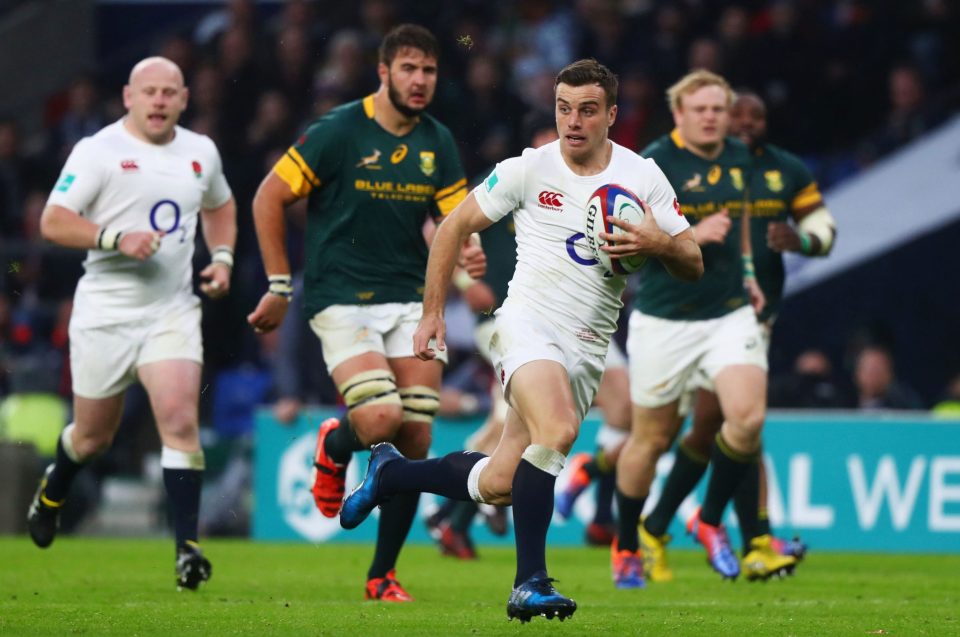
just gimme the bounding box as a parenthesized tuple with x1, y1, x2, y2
(478, 212, 516, 315)
(749, 142, 824, 322)
(273, 95, 467, 317)
(635, 131, 752, 320)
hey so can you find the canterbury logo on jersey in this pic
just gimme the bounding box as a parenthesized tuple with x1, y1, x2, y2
(120, 159, 139, 172)
(537, 191, 564, 210)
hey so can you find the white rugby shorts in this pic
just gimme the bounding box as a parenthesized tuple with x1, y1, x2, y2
(628, 305, 767, 408)
(489, 301, 606, 422)
(309, 302, 448, 373)
(70, 301, 202, 399)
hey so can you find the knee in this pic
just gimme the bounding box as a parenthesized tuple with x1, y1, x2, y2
(725, 402, 766, 438)
(395, 425, 432, 459)
(531, 422, 578, 455)
(634, 431, 672, 459)
(351, 404, 404, 445)
(479, 474, 513, 506)
(73, 430, 113, 459)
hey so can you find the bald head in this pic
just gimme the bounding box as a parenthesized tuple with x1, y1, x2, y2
(730, 91, 767, 147)
(128, 56, 184, 87)
(123, 56, 189, 145)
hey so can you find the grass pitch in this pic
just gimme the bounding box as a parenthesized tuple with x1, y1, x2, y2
(1, 537, 958, 636)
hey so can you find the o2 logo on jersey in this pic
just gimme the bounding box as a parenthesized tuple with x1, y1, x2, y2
(150, 199, 187, 243)
(565, 232, 598, 266)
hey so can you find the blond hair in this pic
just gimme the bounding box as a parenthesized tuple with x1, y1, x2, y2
(666, 69, 734, 113)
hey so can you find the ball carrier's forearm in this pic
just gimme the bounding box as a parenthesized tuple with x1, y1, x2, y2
(421, 213, 466, 319)
(657, 229, 703, 282)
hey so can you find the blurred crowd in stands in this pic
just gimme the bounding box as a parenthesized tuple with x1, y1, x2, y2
(1, 0, 959, 505)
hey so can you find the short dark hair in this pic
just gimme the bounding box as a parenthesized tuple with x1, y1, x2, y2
(555, 59, 618, 109)
(379, 24, 440, 66)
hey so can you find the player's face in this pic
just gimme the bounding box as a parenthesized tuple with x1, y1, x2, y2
(555, 82, 616, 163)
(730, 95, 767, 147)
(674, 84, 729, 151)
(381, 47, 438, 118)
(123, 62, 188, 144)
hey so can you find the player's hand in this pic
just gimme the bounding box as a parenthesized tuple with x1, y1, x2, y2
(247, 292, 290, 334)
(745, 276, 766, 316)
(600, 200, 666, 258)
(118, 230, 165, 261)
(461, 280, 496, 314)
(459, 242, 486, 279)
(413, 312, 446, 361)
(767, 221, 802, 252)
(273, 397, 303, 425)
(199, 262, 231, 299)
(692, 209, 731, 245)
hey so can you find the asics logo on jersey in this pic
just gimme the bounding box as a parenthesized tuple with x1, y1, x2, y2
(120, 160, 139, 172)
(537, 191, 564, 210)
(356, 149, 382, 169)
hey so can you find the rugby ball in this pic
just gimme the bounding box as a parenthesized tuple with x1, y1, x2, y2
(584, 184, 647, 275)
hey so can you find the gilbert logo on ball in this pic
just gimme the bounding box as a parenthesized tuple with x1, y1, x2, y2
(584, 184, 648, 275)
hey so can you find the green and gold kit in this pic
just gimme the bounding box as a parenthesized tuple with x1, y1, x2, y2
(635, 131, 752, 320)
(478, 213, 516, 314)
(748, 142, 823, 321)
(273, 95, 467, 317)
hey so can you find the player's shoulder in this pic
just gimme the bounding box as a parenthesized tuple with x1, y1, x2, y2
(173, 125, 220, 155)
(302, 99, 365, 135)
(639, 133, 674, 161)
(721, 136, 751, 162)
(760, 142, 808, 172)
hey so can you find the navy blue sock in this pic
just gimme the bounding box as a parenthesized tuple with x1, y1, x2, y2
(43, 431, 85, 503)
(615, 490, 647, 553)
(368, 491, 420, 579)
(323, 419, 365, 464)
(512, 459, 557, 587)
(450, 501, 478, 533)
(593, 470, 616, 525)
(379, 451, 486, 501)
(163, 468, 202, 550)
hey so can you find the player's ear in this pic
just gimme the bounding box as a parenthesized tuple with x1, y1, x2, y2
(607, 104, 617, 127)
(122, 84, 133, 110)
(181, 87, 190, 110)
(377, 61, 389, 85)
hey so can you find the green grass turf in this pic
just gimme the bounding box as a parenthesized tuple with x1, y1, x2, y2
(1, 537, 958, 636)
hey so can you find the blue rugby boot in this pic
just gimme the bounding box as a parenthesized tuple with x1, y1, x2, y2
(340, 442, 403, 530)
(687, 510, 740, 580)
(506, 576, 577, 623)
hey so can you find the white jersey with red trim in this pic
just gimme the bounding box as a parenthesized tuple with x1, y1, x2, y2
(472, 139, 687, 345)
(47, 120, 231, 327)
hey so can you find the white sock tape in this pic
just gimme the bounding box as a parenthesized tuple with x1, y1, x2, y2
(161, 446, 205, 470)
(60, 423, 82, 463)
(520, 444, 566, 477)
(596, 423, 629, 450)
(467, 456, 491, 503)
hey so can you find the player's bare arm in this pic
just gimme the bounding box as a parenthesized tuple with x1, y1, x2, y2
(248, 172, 301, 333)
(413, 192, 493, 360)
(600, 200, 703, 281)
(691, 208, 732, 245)
(40, 204, 163, 261)
(198, 196, 237, 299)
(768, 204, 836, 256)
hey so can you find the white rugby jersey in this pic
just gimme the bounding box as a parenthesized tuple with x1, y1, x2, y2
(473, 140, 688, 345)
(47, 120, 231, 327)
